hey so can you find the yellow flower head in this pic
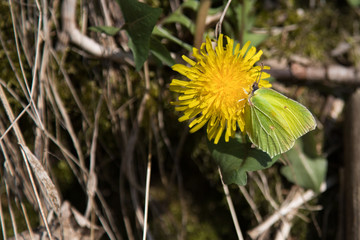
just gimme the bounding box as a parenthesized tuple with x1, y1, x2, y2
(170, 34, 271, 144)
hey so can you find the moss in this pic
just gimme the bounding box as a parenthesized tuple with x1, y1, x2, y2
(257, 4, 354, 63)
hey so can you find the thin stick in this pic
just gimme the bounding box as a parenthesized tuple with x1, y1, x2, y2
(9, 0, 44, 130)
(87, 98, 102, 239)
(239, 186, 262, 223)
(0, 84, 53, 239)
(48, 76, 86, 175)
(19, 144, 54, 240)
(85, 97, 102, 217)
(8, 0, 30, 99)
(247, 177, 336, 239)
(94, 190, 119, 240)
(274, 211, 296, 240)
(20, 201, 35, 240)
(0, 104, 31, 142)
(142, 135, 152, 240)
(49, 49, 91, 126)
(218, 168, 244, 240)
(5, 182, 18, 240)
(142, 60, 152, 240)
(30, 0, 42, 98)
(0, 184, 6, 240)
(215, 0, 232, 39)
(251, 172, 279, 210)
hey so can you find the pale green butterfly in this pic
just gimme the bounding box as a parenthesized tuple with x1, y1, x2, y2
(243, 66, 316, 158)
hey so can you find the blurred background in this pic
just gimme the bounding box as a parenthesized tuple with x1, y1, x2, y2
(0, 0, 359, 239)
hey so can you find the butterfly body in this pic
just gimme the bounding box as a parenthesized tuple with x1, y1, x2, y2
(244, 87, 316, 158)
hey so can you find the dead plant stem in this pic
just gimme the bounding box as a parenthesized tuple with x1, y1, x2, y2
(218, 168, 244, 240)
(143, 131, 152, 240)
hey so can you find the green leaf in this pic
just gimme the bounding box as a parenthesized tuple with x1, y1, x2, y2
(88, 26, 121, 36)
(347, 0, 360, 7)
(280, 139, 327, 192)
(162, 12, 195, 34)
(208, 136, 279, 185)
(243, 32, 269, 47)
(149, 36, 175, 66)
(153, 26, 192, 52)
(181, 0, 199, 11)
(117, 0, 162, 70)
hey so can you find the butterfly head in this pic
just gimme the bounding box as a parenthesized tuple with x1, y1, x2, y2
(249, 64, 264, 96)
(251, 81, 260, 93)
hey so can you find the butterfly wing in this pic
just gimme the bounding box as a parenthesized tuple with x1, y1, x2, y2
(245, 88, 316, 157)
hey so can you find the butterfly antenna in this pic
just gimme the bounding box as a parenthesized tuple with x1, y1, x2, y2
(252, 63, 264, 93)
(258, 63, 264, 84)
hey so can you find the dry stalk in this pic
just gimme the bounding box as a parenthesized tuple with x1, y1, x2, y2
(239, 186, 263, 223)
(0, 33, 26, 97)
(219, 168, 244, 240)
(0, 188, 5, 239)
(19, 145, 54, 240)
(143, 131, 152, 240)
(0, 82, 55, 238)
(150, 115, 169, 187)
(215, 0, 232, 39)
(247, 177, 336, 239)
(47, 76, 86, 177)
(10, 0, 45, 133)
(250, 171, 279, 210)
(87, 97, 102, 240)
(119, 171, 135, 240)
(49, 49, 91, 125)
(274, 210, 297, 240)
(9, 0, 31, 100)
(85, 97, 102, 219)
(0, 104, 31, 143)
(5, 182, 18, 240)
(90, 197, 117, 240)
(94, 189, 122, 240)
(19, 200, 35, 240)
(19, 144, 61, 215)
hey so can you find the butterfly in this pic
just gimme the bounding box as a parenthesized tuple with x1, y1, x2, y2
(244, 66, 316, 158)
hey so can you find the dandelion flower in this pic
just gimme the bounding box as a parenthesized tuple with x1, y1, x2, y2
(170, 34, 271, 144)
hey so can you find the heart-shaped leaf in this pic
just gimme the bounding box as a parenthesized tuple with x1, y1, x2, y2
(117, 0, 162, 70)
(208, 136, 279, 185)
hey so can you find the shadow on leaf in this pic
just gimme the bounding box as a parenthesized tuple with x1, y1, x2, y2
(208, 136, 279, 186)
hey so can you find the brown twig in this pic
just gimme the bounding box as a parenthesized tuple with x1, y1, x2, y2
(61, 0, 133, 64)
(239, 186, 263, 223)
(0, 81, 54, 239)
(247, 177, 336, 239)
(219, 168, 244, 240)
(264, 59, 360, 85)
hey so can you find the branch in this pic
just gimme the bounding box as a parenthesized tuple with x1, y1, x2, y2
(263, 58, 360, 85)
(219, 168, 244, 240)
(61, 0, 133, 64)
(274, 211, 296, 240)
(247, 177, 336, 239)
